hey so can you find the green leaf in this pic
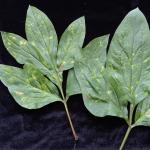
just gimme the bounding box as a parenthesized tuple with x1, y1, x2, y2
(134, 72, 150, 126)
(134, 97, 150, 126)
(105, 8, 150, 149)
(23, 64, 59, 95)
(26, 5, 58, 69)
(1, 32, 61, 86)
(66, 69, 81, 98)
(107, 8, 150, 105)
(75, 58, 127, 119)
(82, 35, 109, 63)
(66, 35, 109, 97)
(0, 64, 62, 109)
(1, 5, 85, 139)
(73, 34, 128, 118)
(57, 17, 85, 71)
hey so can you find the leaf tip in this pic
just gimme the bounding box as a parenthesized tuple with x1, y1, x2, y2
(27, 5, 37, 12)
(1, 31, 8, 42)
(28, 4, 34, 9)
(134, 7, 140, 11)
(79, 16, 85, 23)
(72, 16, 85, 25)
(1, 31, 6, 37)
(129, 7, 143, 16)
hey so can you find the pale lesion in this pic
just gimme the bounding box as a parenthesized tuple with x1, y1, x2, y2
(15, 91, 24, 96)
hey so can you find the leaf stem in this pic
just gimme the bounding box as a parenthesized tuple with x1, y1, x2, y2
(119, 126, 132, 150)
(119, 104, 134, 150)
(63, 101, 78, 141)
(60, 86, 65, 101)
(59, 86, 78, 141)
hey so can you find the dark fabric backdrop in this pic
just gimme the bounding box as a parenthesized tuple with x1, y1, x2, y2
(0, 0, 150, 149)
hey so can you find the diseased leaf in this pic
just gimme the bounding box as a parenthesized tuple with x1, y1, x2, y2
(26, 6, 58, 69)
(73, 8, 150, 149)
(1, 32, 61, 87)
(3, 4, 150, 146)
(135, 97, 150, 126)
(57, 17, 85, 71)
(66, 69, 81, 98)
(73, 34, 126, 118)
(134, 72, 150, 126)
(75, 59, 127, 119)
(0, 5, 85, 140)
(0, 64, 62, 109)
(107, 8, 150, 105)
(82, 35, 109, 63)
(23, 64, 59, 95)
(105, 8, 150, 149)
(1, 6, 62, 87)
(67, 35, 109, 97)
(1, 32, 40, 64)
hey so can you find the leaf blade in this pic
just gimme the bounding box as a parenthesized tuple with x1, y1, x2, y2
(1, 32, 62, 86)
(66, 35, 109, 97)
(66, 69, 81, 97)
(107, 8, 150, 105)
(26, 6, 58, 69)
(74, 59, 127, 119)
(0, 64, 62, 109)
(82, 35, 109, 63)
(57, 17, 85, 71)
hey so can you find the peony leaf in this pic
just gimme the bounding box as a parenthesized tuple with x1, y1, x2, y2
(107, 8, 150, 105)
(66, 69, 81, 98)
(26, 6, 58, 69)
(0, 5, 85, 141)
(1, 30, 61, 87)
(82, 35, 109, 63)
(57, 17, 85, 71)
(0, 64, 62, 109)
(67, 35, 109, 97)
(75, 58, 127, 119)
(106, 8, 150, 149)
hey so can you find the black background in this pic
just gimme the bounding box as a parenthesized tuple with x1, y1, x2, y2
(0, 0, 150, 150)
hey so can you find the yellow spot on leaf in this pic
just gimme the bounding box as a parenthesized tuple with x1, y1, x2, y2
(95, 100, 99, 103)
(15, 91, 24, 95)
(107, 91, 112, 95)
(145, 114, 150, 117)
(49, 36, 53, 40)
(20, 41, 27, 45)
(144, 59, 149, 63)
(32, 75, 36, 80)
(31, 42, 36, 46)
(101, 66, 104, 72)
(62, 61, 66, 64)
(7, 42, 11, 46)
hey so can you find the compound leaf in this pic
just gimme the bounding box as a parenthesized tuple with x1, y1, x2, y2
(0, 5, 86, 140)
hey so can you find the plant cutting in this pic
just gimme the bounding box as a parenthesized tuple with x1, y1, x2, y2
(0, 5, 86, 141)
(73, 8, 150, 149)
